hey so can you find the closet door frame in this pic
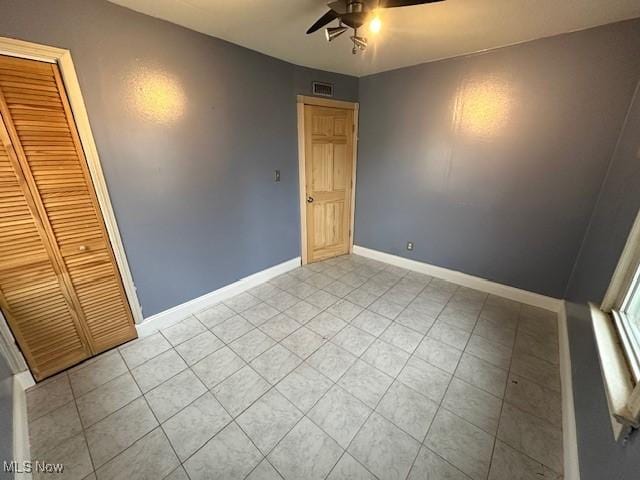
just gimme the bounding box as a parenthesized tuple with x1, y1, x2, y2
(0, 38, 144, 346)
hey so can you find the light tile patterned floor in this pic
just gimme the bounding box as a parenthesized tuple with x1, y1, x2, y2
(26, 254, 563, 480)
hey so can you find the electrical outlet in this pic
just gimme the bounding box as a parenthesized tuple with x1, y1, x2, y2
(274, 170, 281, 182)
(406, 242, 414, 251)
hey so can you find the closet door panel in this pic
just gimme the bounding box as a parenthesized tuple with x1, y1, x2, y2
(0, 116, 89, 380)
(0, 55, 136, 355)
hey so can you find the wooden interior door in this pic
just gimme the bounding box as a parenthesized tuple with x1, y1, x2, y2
(304, 104, 354, 263)
(0, 54, 136, 380)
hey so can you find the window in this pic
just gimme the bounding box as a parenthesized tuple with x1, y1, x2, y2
(613, 268, 640, 382)
(593, 209, 640, 440)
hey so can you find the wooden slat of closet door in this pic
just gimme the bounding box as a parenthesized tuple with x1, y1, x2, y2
(0, 55, 136, 354)
(0, 116, 89, 380)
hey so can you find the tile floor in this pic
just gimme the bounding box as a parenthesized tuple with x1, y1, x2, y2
(26, 254, 563, 480)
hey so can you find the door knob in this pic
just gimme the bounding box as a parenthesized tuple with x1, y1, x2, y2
(306, 196, 314, 203)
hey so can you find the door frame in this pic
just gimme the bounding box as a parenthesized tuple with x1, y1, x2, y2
(0, 36, 144, 327)
(296, 95, 359, 265)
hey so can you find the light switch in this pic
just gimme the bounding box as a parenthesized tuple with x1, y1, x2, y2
(274, 170, 281, 182)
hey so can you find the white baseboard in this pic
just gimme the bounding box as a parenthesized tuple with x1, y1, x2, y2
(13, 371, 34, 480)
(558, 302, 581, 480)
(353, 245, 563, 312)
(136, 257, 302, 336)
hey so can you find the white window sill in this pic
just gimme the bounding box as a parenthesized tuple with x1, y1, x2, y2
(590, 303, 640, 440)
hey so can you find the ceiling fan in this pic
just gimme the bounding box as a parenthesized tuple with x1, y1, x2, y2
(306, 0, 445, 54)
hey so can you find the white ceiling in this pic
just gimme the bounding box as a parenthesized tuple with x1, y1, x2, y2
(108, 0, 640, 77)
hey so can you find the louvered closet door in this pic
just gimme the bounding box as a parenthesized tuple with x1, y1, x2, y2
(0, 113, 90, 380)
(0, 54, 136, 378)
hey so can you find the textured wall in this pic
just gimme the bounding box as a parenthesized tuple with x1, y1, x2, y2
(0, 0, 357, 316)
(355, 19, 640, 298)
(564, 83, 640, 480)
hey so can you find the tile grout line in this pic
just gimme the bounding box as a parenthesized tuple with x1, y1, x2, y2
(437, 294, 496, 478)
(254, 259, 414, 479)
(493, 308, 565, 477)
(403, 283, 482, 479)
(166, 269, 355, 479)
(337, 264, 487, 478)
(67, 377, 99, 478)
(26, 260, 353, 474)
(280, 264, 552, 478)
(402, 289, 489, 480)
(158, 260, 404, 479)
(28, 261, 391, 475)
(28, 255, 562, 480)
(322, 266, 435, 479)
(115, 345, 188, 480)
(256, 261, 404, 479)
(252, 258, 536, 480)
(485, 301, 525, 479)
(239, 261, 545, 475)
(485, 302, 568, 477)
(65, 348, 179, 478)
(183, 259, 460, 479)
(155, 326, 264, 478)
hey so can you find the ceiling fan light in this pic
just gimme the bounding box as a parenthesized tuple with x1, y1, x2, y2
(370, 16, 381, 33)
(325, 26, 348, 42)
(351, 35, 368, 50)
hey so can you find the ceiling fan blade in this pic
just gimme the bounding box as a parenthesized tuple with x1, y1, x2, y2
(376, 0, 445, 8)
(306, 10, 340, 34)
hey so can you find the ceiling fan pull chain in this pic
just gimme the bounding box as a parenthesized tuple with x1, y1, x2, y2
(352, 28, 358, 54)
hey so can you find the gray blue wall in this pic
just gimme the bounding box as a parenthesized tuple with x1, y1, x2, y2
(0, 353, 12, 480)
(564, 84, 640, 480)
(355, 19, 640, 298)
(565, 81, 640, 303)
(0, 0, 357, 316)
